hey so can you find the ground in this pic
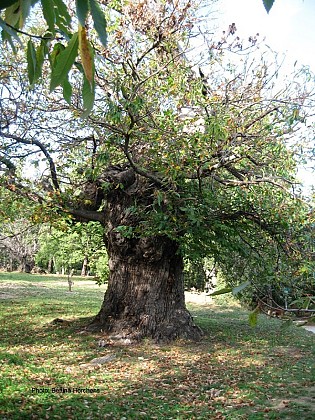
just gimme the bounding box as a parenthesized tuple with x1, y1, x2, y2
(0, 272, 314, 419)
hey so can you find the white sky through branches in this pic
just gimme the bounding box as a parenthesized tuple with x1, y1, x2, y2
(218, 0, 315, 71)
(217, 0, 315, 194)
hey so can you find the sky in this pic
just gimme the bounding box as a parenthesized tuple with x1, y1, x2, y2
(217, 0, 315, 71)
(216, 0, 315, 194)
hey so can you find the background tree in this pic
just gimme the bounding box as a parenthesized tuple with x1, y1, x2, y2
(0, 0, 314, 341)
(0, 220, 39, 272)
(35, 221, 108, 280)
(0, 188, 41, 272)
(184, 258, 217, 292)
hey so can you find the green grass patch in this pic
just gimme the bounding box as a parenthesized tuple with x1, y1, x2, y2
(0, 272, 314, 419)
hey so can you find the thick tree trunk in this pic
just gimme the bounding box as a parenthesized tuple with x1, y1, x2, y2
(90, 235, 202, 342)
(87, 178, 201, 341)
(78, 169, 202, 342)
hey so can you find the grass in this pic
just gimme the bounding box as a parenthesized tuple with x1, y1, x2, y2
(0, 271, 314, 420)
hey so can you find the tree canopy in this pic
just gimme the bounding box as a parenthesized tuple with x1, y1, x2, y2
(0, 0, 277, 116)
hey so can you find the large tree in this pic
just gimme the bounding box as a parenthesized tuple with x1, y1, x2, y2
(0, 0, 314, 341)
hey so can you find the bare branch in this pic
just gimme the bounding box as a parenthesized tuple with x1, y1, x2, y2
(211, 174, 294, 191)
(0, 133, 60, 191)
(3, 21, 53, 40)
(123, 142, 164, 187)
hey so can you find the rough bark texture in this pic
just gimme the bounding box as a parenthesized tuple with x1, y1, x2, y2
(90, 235, 203, 342)
(88, 172, 203, 342)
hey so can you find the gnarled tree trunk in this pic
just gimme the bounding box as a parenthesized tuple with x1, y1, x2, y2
(90, 234, 202, 342)
(88, 173, 203, 342)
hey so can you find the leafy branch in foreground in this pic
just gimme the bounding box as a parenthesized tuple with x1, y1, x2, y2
(0, 0, 107, 115)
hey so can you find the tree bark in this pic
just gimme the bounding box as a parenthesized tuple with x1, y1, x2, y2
(90, 235, 202, 342)
(81, 255, 89, 276)
(7, 257, 13, 272)
(47, 257, 54, 274)
(20, 255, 34, 273)
(88, 181, 203, 342)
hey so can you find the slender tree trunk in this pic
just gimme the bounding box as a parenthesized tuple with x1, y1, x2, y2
(47, 257, 54, 274)
(7, 257, 13, 272)
(81, 255, 89, 276)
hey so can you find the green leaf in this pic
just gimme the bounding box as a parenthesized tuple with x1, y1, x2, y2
(1, 28, 17, 53)
(27, 39, 37, 85)
(53, 0, 70, 22)
(4, 2, 20, 27)
(49, 42, 65, 67)
(34, 40, 46, 81)
(5, 0, 38, 28)
(0, 16, 22, 46)
(263, 0, 275, 13)
(114, 225, 133, 238)
(76, 0, 89, 26)
(232, 280, 251, 296)
(81, 74, 95, 118)
(208, 287, 232, 297)
(53, 0, 71, 32)
(89, 0, 107, 48)
(41, 0, 55, 33)
(50, 32, 78, 92)
(0, 0, 18, 10)
(62, 78, 72, 104)
(156, 191, 163, 206)
(19, 0, 34, 27)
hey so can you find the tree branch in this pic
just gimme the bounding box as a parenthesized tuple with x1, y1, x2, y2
(66, 208, 105, 224)
(3, 21, 53, 40)
(244, 106, 279, 131)
(211, 174, 294, 191)
(0, 133, 60, 191)
(123, 143, 165, 187)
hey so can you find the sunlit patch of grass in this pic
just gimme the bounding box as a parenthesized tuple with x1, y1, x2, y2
(0, 272, 314, 419)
